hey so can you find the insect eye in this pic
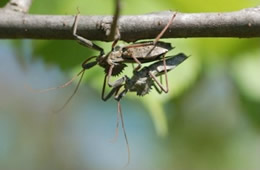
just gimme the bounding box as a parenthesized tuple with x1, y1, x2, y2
(121, 47, 127, 51)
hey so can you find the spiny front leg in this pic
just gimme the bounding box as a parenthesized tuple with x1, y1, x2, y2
(72, 12, 104, 54)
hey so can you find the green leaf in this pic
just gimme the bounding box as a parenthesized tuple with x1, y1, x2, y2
(0, 0, 8, 7)
(32, 40, 96, 71)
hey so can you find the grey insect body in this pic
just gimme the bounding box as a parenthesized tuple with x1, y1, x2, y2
(104, 53, 189, 100)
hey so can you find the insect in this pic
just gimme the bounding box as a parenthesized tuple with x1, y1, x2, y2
(102, 53, 189, 165)
(31, 8, 178, 112)
(64, 11, 176, 109)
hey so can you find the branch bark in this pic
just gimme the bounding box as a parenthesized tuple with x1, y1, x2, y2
(0, 6, 260, 42)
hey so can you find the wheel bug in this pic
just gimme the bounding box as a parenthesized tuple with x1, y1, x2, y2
(102, 53, 189, 165)
(30, 9, 178, 112)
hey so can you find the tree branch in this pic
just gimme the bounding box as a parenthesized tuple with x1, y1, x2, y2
(3, 0, 32, 13)
(0, 6, 260, 42)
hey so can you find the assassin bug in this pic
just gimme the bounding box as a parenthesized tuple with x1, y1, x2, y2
(32, 9, 178, 112)
(102, 53, 189, 165)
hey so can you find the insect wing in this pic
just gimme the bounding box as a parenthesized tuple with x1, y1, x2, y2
(149, 53, 189, 76)
(122, 41, 174, 62)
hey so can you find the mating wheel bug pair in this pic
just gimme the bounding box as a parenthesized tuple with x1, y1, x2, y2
(65, 12, 177, 109)
(36, 12, 177, 113)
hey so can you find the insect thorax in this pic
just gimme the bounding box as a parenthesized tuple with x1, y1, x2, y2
(98, 51, 126, 76)
(126, 69, 154, 96)
(134, 78, 153, 96)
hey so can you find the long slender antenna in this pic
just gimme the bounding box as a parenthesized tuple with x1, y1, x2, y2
(25, 70, 84, 93)
(53, 70, 85, 113)
(118, 101, 130, 166)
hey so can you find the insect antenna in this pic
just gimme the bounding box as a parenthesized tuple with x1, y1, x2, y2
(25, 69, 85, 93)
(117, 101, 131, 166)
(53, 69, 85, 113)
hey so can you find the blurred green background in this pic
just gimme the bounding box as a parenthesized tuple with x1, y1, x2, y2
(1, 0, 260, 169)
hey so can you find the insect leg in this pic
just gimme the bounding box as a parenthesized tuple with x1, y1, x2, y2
(105, 64, 114, 87)
(109, 0, 121, 49)
(149, 55, 169, 93)
(106, 64, 127, 88)
(81, 56, 98, 69)
(160, 74, 163, 84)
(101, 75, 125, 101)
(73, 12, 104, 54)
(149, 72, 169, 93)
(100, 75, 125, 143)
(101, 75, 109, 101)
(144, 12, 177, 58)
(152, 82, 163, 94)
(122, 42, 155, 49)
(153, 12, 177, 45)
(130, 55, 143, 72)
(101, 75, 128, 147)
(122, 42, 157, 71)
